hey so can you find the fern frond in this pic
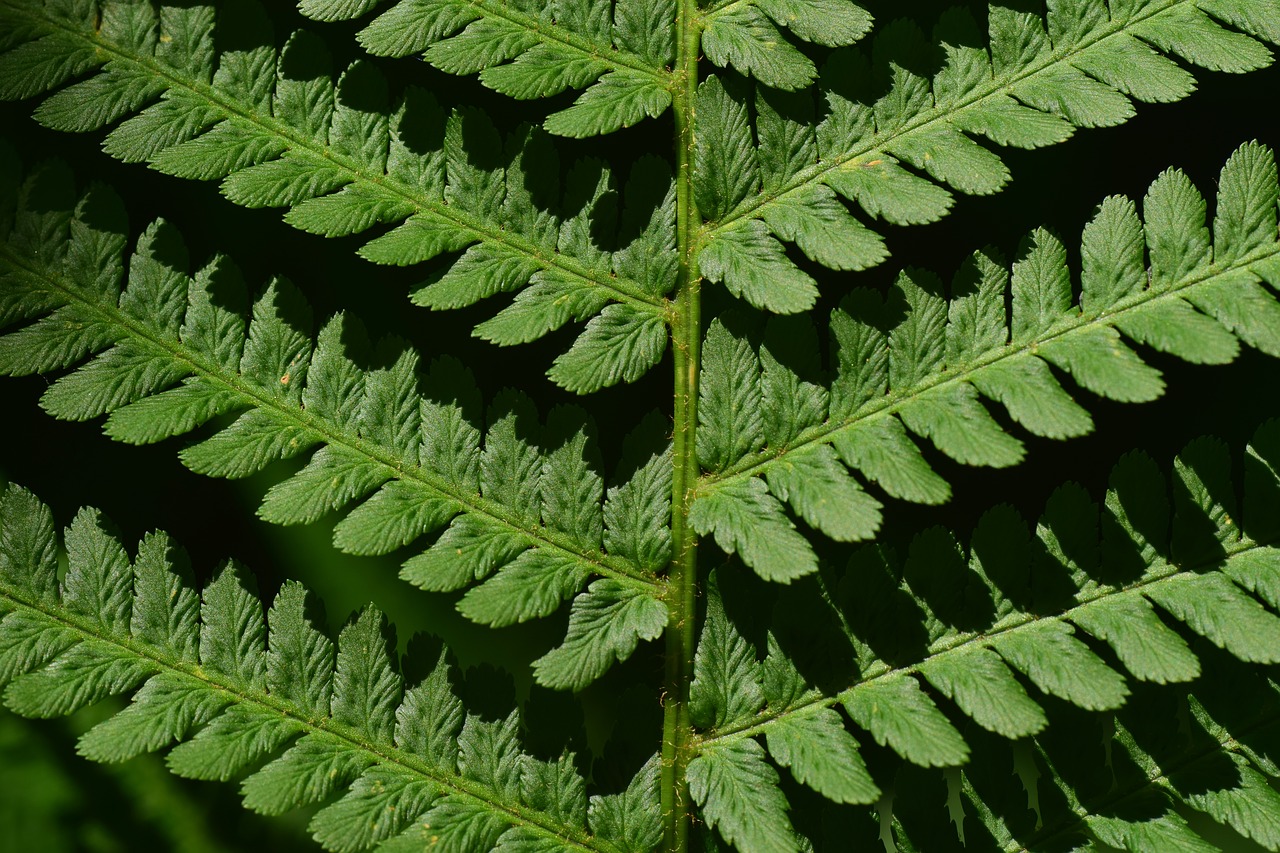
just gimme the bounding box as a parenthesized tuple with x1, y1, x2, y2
(695, 0, 1280, 313)
(0, 0, 676, 390)
(0, 482, 663, 853)
(694, 141, 1280, 582)
(301, 0, 872, 136)
(299, 0, 678, 139)
(685, 420, 1280, 851)
(0, 156, 670, 690)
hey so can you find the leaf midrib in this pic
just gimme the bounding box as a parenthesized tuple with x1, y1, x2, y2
(0, 244, 664, 592)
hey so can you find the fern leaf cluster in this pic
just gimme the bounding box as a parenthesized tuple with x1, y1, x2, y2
(694, 0, 1280, 314)
(0, 0, 677, 391)
(317, 0, 681, 138)
(1, 0, 1280, 850)
(694, 141, 1280, 581)
(688, 423, 1280, 848)
(0, 155, 670, 691)
(0, 482, 660, 852)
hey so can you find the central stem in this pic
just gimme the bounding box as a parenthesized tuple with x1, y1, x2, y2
(661, 0, 703, 849)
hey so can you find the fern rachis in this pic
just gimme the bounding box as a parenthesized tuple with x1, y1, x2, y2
(1, 0, 1280, 850)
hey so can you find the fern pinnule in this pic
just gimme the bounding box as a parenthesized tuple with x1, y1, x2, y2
(684, 422, 1280, 850)
(335, 0, 682, 139)
(694, 141, 1280, 583)
(0, 154, 668, 692)
(0, 482, 659, 853)
(870, 661, 1280, 851)
(1001, 657, 1280, 852)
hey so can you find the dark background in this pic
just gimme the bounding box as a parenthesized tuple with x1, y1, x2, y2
(2, 1, 1280, 849)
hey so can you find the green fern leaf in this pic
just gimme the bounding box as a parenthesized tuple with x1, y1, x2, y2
(682, 420, 1280, 848)
(0, 483, 639, 853)
(76, 672, 230, 763)
(199, 562, 268, 690)
(165, 705, 302, 783)
(4, 3, 1280, 850)
(688, 739, 798, 853)
(697, 220, 819, 314)
(586, 754, 662, 852)
(1145, 572, 1280, 663)
(988, 621, 1129, 711)
(0, 1, 672, 387)
(601, 414, 673, 573)
(688, 478, 817, 584)
(700, 4, 814, 91)
(532, 579, 667, 691)
(299, 0, 382, 23)
(310, 765, 437, 852)
(763, 708, 878, 805)
(0, 161, 668, 688)
(343, 0, 676, 136)
(695, 0, 1280, 312)
(547, 304, 669, 394)
(841, 674, 970, 768)
(688, 574, 764, 730)
(240, 734, 375, 817)
(541, 72, 672, 139)
(1067, 594, 1200, 684)
(694, 142, 1280, 581)
(919, 647, 1048, 740)
(457, 552, 592, 628)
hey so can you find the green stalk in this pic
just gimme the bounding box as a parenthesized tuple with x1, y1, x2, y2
(661, 1, 703, 849)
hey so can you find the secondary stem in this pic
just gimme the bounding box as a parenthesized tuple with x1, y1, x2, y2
(661, 1, 703, 849)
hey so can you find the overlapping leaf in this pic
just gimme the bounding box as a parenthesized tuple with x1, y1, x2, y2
(695, 0, 1280, 313)
(0, 0, 677, 391)
(302, 0, 679, 138)
(694, 142, 1280, 582)
(301, 0, 874, 135)
(0, 155, 672, 691)
(848, 659, 1280, 851)
(700, 0, 874, 91)
(687, 421, 1280, 852)
(0, 482, 663, 853)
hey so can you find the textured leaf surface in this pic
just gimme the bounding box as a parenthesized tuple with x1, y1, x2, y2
(353, 0, 674, 137)
(696, 142, 1280, 580)
(0, 1, 673, 383)
(532, 580, 667, 691)
(4, 5, 1280, 853)
(0, 160, 668, 690)
(0, 485, 624, 853)
(763, 708, 878, 804)
(841, 675, 969, 767)
(687, 423, 1280, 853)
(689, 575, 764, 730)
(693, 0, 1280, 315)
(688, 739, 798, 853)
